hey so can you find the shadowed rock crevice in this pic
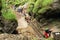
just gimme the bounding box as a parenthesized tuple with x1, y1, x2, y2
(42, 9, 60, 19)
(0, 14, 18, 33)
(37, 9, 60, 23)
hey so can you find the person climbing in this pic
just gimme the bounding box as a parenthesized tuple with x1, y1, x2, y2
(16, 6, 23, 13)
(43, 28, 52, 38)
(22, 3, 31, 23)
(14, 4, 23, 13)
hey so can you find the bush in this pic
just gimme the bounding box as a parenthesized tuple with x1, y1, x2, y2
(2, 8, 16, 20)
(1, 0, 16, 20)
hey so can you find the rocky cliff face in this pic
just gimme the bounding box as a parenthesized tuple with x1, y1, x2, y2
(51, 0, 60, 9)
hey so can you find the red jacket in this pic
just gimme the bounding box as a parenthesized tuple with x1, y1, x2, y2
(44, 32, 49, 38)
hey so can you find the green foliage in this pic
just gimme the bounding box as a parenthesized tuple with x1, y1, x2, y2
(42, 0, 54, 7)
(25, 0, 54, 19)
(34, 0, 42, 7)
(26, 0, 36, 13)
(1, 0, 54, 20)
(27, 4, 34, 13)
(2, 0, 28, 7)
(28, 0, 36, 4)
(2, 9, 16, 20)
(14, 0, 21, 4)
(38, 7, 49, 14)
(1, 0, 16, 20)
(26, 0, 54, 14)
(31, 0, 42, 13)
(1, 0, 29, 20)
(2, 0, 7, 8)
(21, 0, 28, 5)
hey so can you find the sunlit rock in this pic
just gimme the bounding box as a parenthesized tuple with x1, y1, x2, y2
(17, 17, 28, 29)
